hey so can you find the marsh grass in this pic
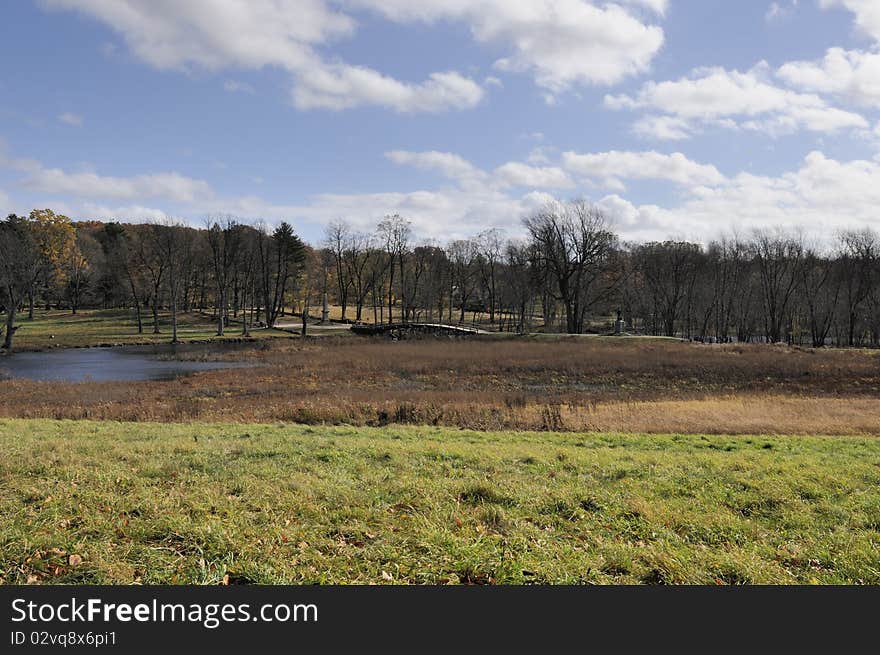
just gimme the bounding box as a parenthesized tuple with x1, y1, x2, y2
(1, 419, 879, 585)
(2, 336, 879, 435)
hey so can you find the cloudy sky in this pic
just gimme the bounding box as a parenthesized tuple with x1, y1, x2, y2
(1, 0, 880, 243)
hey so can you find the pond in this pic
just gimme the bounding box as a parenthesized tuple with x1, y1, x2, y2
(0, 343, 254, 382)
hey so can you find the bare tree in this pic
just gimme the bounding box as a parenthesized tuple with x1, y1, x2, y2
(207, 216, 245, 336)
(799, 246, 841, 347)
(377, 215, 411, 324)
(705, 237, 750, 341)
(343, 231, 375, 322)
(751, 230, 805, 343)
(837, 229, 877, 346)
(635, 241, 702, 337)
(324, 221, 352, 321)
(0, 216, 39, 351)
(237, 228, 259, 337)
(153, 220, 193, 343)
(447, 238, 480, 323)
(502, 241, 537, 334)
(132, 224, 168, 334)
(524, 200, 618, 334)
(477, 228, 504, 325)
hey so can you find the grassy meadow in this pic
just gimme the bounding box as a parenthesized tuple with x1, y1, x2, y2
(6, 309, 294, 350)
(1, 420, 878, 585)
(3, 306, 446, 351)
(3, 310, 880, 585)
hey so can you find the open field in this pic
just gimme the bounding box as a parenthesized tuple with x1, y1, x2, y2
(2, 308, 466, 351)
(1, 420, 878, 585)
(3, 335, 879, 435)
(3, 308, 606, 352)
(3, 309, 352, 351)
(4, 309, 299, 350)
(3, 316, 879, 586)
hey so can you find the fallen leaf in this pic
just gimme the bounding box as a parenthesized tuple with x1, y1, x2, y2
(68, 554, 83, 567)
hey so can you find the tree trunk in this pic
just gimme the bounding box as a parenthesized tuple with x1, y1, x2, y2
(152, 290, 160, 334)
(134, 299, 143, 334)
(3, 300, 16, 351)
(216, 288, 225, 336)
(171, 291, 178, 344)
(387, 260, 395, 324)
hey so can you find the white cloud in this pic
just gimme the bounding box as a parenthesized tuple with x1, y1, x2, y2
(10, 145, 880, 245)
(670, 151, 880, 235)
(562, 150, 726, 189)
(819, 0, 880, 41)
(594, 194, 671, 241)
(606, 62, 868, 137)
(355, 1, 665, 93)
(777, 47, 880, 108)
(183, 187, 548, 241)
(593, 151, 880, 242)
(0, 152, 213, 203)
(624, 0, 668, 14)
(40, 0, 353, 70)
(38, 0, 666, 110)
(58, 112, 83, 127)
(484, 4, 663, 92)
(387, 150, 574, 190)
(290, 190, 521, 239)
(223, 80, 255, 94)
(39, 0, 484, 113)
(526, 146, 553, 165)
(80, 203, 172, 223)
(283, 151, 880, 242)
(293, 67, 484, 112)
(351, 149, 880, 241)
(765, 1, 798, 22)
(25, 168, 213, 203)
(385, 150, 486, 183)
(766, 3, 784, 21)
(493, 162, 575, 189)
(631, 115, 693, 140)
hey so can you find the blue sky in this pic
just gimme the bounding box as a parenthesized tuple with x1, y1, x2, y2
(1, 0, 880, 243)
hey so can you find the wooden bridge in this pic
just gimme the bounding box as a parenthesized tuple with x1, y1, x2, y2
(350, 322, 487, 338)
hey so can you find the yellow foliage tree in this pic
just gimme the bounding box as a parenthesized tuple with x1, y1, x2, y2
(26, 209, 82, 312)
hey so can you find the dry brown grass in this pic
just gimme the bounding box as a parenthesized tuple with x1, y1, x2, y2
(3, 337, 879, 434)
(564, 396, 880, 435)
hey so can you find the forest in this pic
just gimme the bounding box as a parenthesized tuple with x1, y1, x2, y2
(2, 199, 879, 352)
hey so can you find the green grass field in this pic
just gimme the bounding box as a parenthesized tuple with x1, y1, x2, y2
(6, 309, 312, 350)
(2, 419, 878, 585)
(6, 308, 661, 351)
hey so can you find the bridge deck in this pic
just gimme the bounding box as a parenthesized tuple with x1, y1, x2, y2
(351, 322, 486, 336)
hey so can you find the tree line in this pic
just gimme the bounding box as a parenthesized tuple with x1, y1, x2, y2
(2, 200, 879, 351)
